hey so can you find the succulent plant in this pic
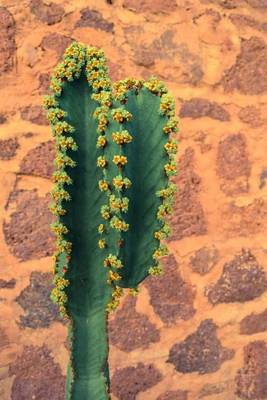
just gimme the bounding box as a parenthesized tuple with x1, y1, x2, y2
(43, 41, 179, 400)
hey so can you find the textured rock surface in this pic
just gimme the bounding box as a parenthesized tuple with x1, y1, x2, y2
(167, 319, 234, 374)
(216, 133, 251, 196)
(40, 33, 73, 57)
(19, 140, 55, 179)
(0, 7, 16, 75)
(179, 98, 230, 121)
(111, 362, 162, 399)
(235, 341, 267, 399)
(219, 36, 267, 94)
(144, 255, 196, 325)
(0, 138, 19, 160)
(29, 0, 65, 25)
(0, 1, 267, 399)
(190, 246, 219, 275)
(3, 189, 55, 261)
(156, 390, 188, 400)
(16, 272, 61, 329)
(109, 296, 160, 351)
(20, 105, 49, 125)
(205, 249, 267, 304)
(169, 148, 207, 240)
(9, 345, 65, 400)
(75, 8, 114, 32)
(240, 309, 267, 335)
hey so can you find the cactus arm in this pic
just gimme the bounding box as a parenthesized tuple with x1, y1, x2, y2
(44, 42, 113, 400)
(104, 78, 179, 293)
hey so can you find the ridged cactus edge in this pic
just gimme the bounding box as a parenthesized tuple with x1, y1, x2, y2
(43, 41, 179, 400)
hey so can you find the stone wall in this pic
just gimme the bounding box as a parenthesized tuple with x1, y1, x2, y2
(0, 0, 267, 399)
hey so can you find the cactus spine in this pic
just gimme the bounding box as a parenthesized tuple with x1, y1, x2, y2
(44, 42, 179, 400)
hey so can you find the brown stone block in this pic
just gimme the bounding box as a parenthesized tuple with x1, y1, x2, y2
(167, 319, 235, 374)
(205, 249, 267, 304)
(109, 296, 160, 352)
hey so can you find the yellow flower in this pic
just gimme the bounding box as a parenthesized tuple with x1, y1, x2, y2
(98, 224, 105, 234)
(98, 239, 106, 249)
(112, 130, 132, 145)
(96, 135, 107, 148)
(107, 271, 121, 284)
(97, 156, 107, 168)
(98, 180, 109, 191)
(113, 155, 127, 166)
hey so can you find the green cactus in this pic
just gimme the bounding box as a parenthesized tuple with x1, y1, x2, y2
(44, 42, 179, 400)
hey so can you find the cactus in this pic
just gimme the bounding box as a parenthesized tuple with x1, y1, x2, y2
(44, 42, 179, 400)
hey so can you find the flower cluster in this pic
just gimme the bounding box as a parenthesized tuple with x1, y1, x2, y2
(113, 78, 144, 102)
(98, 239, 106, 249)
(96, 135, 107, 148)
(106, 286, 124, 312)
(98, 179, 109, 191)
(112, 175, 132, 191)
(109, 195, 129, 213)
(113, 155, 127, 167)
(110, 216, 129, 232)
(144, 77, 168, 96)
(97, 156, 107, 168)
(100, 205, 111, 220)
(52, 171, 72, 185)
(112, 130, 133, 145)
(111, 108, 132, 123)
(52, 121, 75, 136)
(104, 254, 123, 269)
(55, 136, 77, 151)
(107, 270, 121, 284)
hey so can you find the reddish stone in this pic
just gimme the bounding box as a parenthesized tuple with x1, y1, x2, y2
(200, 0, 244, 8)
(111, 362, 162, 400)
(179, 98, 230, 121)
(156, 389, 188, 400)
(216, 133, 251, 196)
(219, 36, 267, 94)
(0, 7, 16, 75)
(109, 296, 160, 351)
(144, 255, 196, 326)
(205, 249, 267, 304)
(38, 72, 50, 94)
(238, 105, 264, 127)
(16, 271, 61, 329)
(167, 319, 234, 374)
(20, 105, 48, 125)
(229, 13, 267, 32)
(123, 0, 177, 13)
(199, 382, 228, 398)
(0, 113, 7, 124)
(40, 33, 73, 56)
(19, 140, 55, 179)
(217, 134, 250, 179)
(259, 169, 267, 189)
(108, 61, 125, 81)
(29, 0, 65, 25)
(222, 198, 267, 236)
(0, 326, 9, 349)
(9, 345, 65, 400)
(0, 138, 19, 160)
(169, 148, 207, 240)
(0, 278, 16, 289)
(240, 308, 267, 335)
(246, 0, 267, 7)
(235, 341, 267, 399)
(3, 189, 55, 261)
(190, 246, 219, 275)
(75, 9, 114, 32)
